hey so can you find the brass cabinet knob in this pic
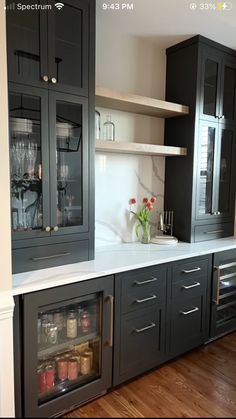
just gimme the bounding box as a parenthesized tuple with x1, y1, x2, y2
(42, 75, 49, 82)
(51, 77, 57, 84)
(45, 226, 51, 232)
(53, 226, 59, 232)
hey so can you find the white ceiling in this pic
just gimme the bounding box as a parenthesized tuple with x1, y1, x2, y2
(96, 0, 236, 50)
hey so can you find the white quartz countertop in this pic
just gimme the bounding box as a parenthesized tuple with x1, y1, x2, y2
(12, 237, 236, 295)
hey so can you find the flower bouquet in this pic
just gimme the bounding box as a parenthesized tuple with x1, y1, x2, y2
(129, 197, 156, 243)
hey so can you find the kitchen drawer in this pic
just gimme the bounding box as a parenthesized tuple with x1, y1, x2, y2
(119, 266, 167, 314)
(170, 295, 206, 355)
(12, 240, 89, 274)
(118, 306, 164, 380)
(172, 275, 205, 302)
(194, 223, 232, 242)
(172, 258, 208, 284)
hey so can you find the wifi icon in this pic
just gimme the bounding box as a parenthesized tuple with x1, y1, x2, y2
(55, 2, 64, 10)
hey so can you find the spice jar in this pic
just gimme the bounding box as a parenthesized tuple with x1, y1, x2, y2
(68, 358, 78, 381)
(80, 311, 91, 334)
(57, 358, 68, 381)
(45, 363, 55, 390)
(80, 354, 91, 375)
(67, 311, 77, 338)
(41, 320, 51, 345)
(38, 364, 47, 393)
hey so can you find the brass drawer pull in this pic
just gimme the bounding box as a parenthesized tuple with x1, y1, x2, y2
(182, 267, 201, 274)
(213, 266, 220, 305)
(135, 295, 157, 304)
(135, 277, 158, 285)
(204, 230, 223, 234)
(106, 295, 114, 347)
(31, 252, 71, 261)
(180, 307, 199, 316)
(182, 282, 201, 290)
(135, 322, 156, 333)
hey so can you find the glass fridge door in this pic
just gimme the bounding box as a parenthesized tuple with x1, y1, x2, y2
(216, 262, 236, 326)
(37, 294, 102, 405)
(9, 85, 50, 239)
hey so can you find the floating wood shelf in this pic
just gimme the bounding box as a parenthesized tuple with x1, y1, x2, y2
(95, 140, 187, 157)
(96, 87, 189, 118)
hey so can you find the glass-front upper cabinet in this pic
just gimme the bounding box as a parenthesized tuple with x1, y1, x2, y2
(47, 0, 89, 95)
(9, 84, 50, 239)
(6, 0, 48, 86)
(49, 92, 88, 235)
(221, 59, 236, 125)
(201, 55, 221, 121)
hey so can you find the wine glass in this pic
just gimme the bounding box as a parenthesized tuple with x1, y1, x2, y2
(26, 142, 37, 179)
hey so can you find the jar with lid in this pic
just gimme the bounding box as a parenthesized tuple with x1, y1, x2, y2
(41, 319, 52, 345)
(80, 311, 91, 334)
(45, 363, 55, 390)
(57, 358, 68, 381)
(68, 358, 78, 381)
(67, 311, 77, 338)
(80, 354, 91, 375)
(53, 311, 64, 332)
(47, 324, 58, 345)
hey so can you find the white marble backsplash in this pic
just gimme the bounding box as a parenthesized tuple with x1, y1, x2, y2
(95, 153, 165, 247)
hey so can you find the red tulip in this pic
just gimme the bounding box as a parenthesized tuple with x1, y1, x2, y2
(130, 198, 136, 205)
(143, 197, 148, 203)
(150, 197, 156, 203)
(146, 201, 152, 209)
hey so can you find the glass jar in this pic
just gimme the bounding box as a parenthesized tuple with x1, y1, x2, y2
(57, 358, 68, 381)
(45, 363, 55, 390)
(47, 324, 58, 345)
(41, 320, 52, 345)
(37, 364, 47, 394)
(103, 115, 115, 141)
(84, 348, 93, 369)
(80, 354, 91, 375)
(53, 311, 64, 332)
(80, 311, 91, 334)
(67, 311, 77, 338)
(68, 358, 78, 381)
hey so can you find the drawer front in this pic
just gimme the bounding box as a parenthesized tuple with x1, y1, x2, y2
(172, 258, 208, 284)
(172, 276, 205, 302)
(194, 223, 233, 242)
(12, 240, 89, 274)
(119, 306, 162, 377)
(170, 295, 205, 354)
(119, 266, 167, 314)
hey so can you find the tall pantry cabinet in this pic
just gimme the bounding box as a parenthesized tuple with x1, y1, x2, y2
(165, 35, 236, 243)
(6, 0, 95, 273)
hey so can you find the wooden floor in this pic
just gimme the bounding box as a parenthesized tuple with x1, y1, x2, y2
(64, 332, 236, 418)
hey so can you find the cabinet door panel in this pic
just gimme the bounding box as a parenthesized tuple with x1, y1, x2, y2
(49, 92, 89, 236)
(9, 84, 50, 241)
(221, 59, 236, 124)
(196, 122, 218, 219)
(200, 52, 221, 122)
(6, 0, 48, 87)
(48, 0, 88, 95)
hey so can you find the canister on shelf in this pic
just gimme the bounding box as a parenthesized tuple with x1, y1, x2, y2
(80, 354, 91, 375)
(53, 311, 64, 332)
(37, 364, 47, 394)
(84, 348, 93, 369)
(71, 351, 81, 374)
(57, 358, 68, 381)
(45, 363, 55, 390)
(68, 358, 78, 381)
(67, 311, 77, 338)
(80, 311, 91, 334)
(47, 324, 58, 345)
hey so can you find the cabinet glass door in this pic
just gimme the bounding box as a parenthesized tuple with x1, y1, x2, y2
(37, 294, 101, 405)
(6, 0, 48, 86)
(196, 123, 217, 218)
(217, 127, 235, 217)
(48, 0, 88, 95)
(49, 92, 88, 235)
(201, 57, 221, 120)
(216, 263, 236, 327)
(9, 85, 50, 239)
(222, 61, 236, 124)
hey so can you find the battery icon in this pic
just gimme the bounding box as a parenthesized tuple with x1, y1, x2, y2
(218, 2, 233, 10)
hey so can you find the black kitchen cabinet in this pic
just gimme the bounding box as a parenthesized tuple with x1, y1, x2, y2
(9, 83, 93, 273)
(14, 276, 114, 418)
(165, 35, 236, 242)
(6, 0, 89, 96)
(210, 249, 236, 339)
(113, 266, 167, 386)
(168, 256, 211, 357)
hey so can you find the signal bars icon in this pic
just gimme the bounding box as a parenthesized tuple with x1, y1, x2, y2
(55, 2, 64, 10)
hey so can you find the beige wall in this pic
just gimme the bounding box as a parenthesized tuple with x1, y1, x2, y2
(0, 3, 12, 289)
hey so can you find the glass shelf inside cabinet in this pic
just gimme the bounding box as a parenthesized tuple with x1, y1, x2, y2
(216, 262, 236, 325)
(37, 294, 102, 405)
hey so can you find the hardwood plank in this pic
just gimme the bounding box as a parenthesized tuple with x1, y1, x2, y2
(64, 332, 236, 418)
(95, 140, 187, 157)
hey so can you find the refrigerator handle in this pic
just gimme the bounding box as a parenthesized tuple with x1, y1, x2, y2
(106, 295, 114, 347)
(213, 266, 220, 305)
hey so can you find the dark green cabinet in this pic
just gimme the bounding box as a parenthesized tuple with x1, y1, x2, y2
(113, 266, 167, 386)
(165, 36, 236, 242)
(168, 257, 211, 357)
(210, 249, 236, 339)
(6, 0, 89, 96)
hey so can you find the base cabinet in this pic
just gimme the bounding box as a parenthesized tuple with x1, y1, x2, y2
(14, 276, 114, 418)
(113, 266, 167, 386)
(168, 257, 211, 357)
